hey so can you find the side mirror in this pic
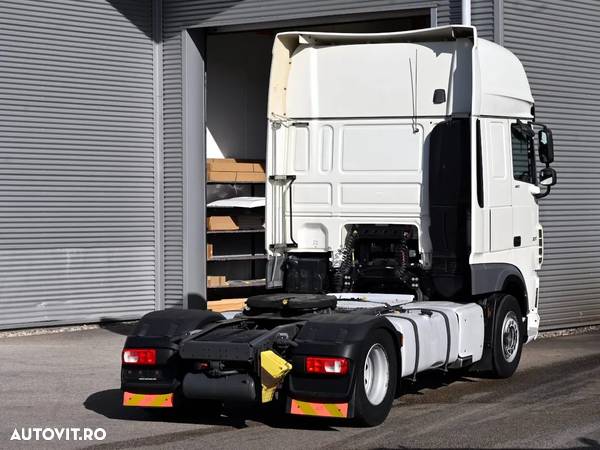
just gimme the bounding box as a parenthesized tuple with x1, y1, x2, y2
(538, 127, 554, 164)
(539, 167, 557, 187)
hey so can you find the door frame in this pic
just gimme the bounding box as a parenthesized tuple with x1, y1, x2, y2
(180, 6, 436, 308)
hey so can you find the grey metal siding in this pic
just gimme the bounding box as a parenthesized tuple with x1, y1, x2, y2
(162, 0, 459, 308)
(471, 0, 494, 40)
(0, 0, 156, 328)
(503, 0, 600, 329)
(165, 1, 454, 30)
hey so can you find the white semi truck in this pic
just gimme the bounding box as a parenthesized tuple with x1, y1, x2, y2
(121, 26, 557, 426)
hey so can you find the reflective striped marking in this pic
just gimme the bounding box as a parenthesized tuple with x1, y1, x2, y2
(289, 399, 348, 418)
(123, 392, 173, 408)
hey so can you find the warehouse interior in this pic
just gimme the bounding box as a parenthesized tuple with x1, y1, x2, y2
(202, 14, 429, 303)
(205, 14, 430, 159)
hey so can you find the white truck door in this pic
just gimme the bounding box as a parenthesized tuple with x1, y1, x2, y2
(484, 119, 514, 252)
(510, 122, 539, 265)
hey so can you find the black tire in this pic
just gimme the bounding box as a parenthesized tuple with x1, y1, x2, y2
(491, 294, 524, 378)
(353, 329, 398, 427)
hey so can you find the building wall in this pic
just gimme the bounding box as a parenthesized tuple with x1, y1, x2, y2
(502, 0, 600, 329)
(162, 0, 461, 308)
(2, 0, 594, 330)
(471, 0, 494, 40)
(0, 0, 157, 328)
(459, 0, 600, 329)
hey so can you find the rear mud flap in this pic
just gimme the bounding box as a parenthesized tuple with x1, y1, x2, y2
(288, 399, 349, 418)
(123, 392, 173, 408)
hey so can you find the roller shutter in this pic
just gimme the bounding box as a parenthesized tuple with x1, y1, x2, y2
(471, 0, 494, 40)
(0, 0, 156, 328)
(504, 0, 600, 329)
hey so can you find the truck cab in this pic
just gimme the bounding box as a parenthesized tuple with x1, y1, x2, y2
(265, 25, 556, 343)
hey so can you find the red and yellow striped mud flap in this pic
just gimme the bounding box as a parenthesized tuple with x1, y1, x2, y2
(123, 392, 173, 408)
(289, 399, 349, 418)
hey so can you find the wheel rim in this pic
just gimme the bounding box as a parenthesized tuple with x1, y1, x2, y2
(363, 343, 390, 406)
(502, 311, 520, 363)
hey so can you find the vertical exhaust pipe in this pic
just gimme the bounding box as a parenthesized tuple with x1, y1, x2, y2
(462, 0, 471, 26)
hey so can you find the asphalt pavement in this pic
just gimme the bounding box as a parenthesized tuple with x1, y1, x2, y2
(1, 323, 599, 449)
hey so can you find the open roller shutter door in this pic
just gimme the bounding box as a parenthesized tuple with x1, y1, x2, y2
(162, 0, 454, 308)
(0, 0, 156, 328)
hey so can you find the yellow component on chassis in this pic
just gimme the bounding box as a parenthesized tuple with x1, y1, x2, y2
(260, 350, 292, 403)
(123, 392, 173, 408)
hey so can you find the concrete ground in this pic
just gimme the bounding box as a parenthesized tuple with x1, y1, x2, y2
(0, 324, 599, 449)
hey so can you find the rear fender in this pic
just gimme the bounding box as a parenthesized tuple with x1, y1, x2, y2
(121, 309, 224, 394)
(131, 308, 225, 339)
(287, 315, 401, 403)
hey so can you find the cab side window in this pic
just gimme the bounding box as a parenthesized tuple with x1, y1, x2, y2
(511, 124, 535, 184)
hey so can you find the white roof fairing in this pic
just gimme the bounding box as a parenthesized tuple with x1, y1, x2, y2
(267, 26, 534, 119)
(473, 39, 534, 118)
(284, 25, 476, 45)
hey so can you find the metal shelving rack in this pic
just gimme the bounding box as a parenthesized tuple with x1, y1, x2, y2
(206, 180, 267, 299)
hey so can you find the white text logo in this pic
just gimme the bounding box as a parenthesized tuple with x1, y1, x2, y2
(10, 428, 106, 441)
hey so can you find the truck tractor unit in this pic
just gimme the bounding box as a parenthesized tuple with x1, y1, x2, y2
(121, 26, 557, 426)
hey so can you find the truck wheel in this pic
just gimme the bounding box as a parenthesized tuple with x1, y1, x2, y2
(492, 295, 523, 378)
(353, 330, 397, 427)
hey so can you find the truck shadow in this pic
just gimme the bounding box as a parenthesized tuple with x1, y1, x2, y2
(399, 368, 478, 396)
(84, 389, 339, 431)
(97, 318, 137, 336)
(84, 371, 475, 431)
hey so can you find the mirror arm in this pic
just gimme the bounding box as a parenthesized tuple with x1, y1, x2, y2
(534, 185, 551, 199)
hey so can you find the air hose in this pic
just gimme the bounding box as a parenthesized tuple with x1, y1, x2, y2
(333, 228, 358, 292)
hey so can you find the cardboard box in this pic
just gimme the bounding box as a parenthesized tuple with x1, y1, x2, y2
(206, 243, 213, 259)
(235, 171, 266, 182)
(207, 171, 237, 183)
(207, 215, 263, 231)
(207, 159, 266, 183)
(207, 216, 238, 231)
(208, 158, 256, 173)
(207, 170, 265, 183)
(207, 159, 238, 172)
(208, 298, 247, 312)
(252, 162, 266, 174)
(207, 275, 227, 288)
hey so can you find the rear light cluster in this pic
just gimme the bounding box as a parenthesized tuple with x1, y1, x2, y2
(306, 356, 349, 375)
(123, 348, 156, 365)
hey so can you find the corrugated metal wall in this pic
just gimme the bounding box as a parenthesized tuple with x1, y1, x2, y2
(2, 0, 594, 331)
(503, 0, 600, 329)
(0, 0, 157, 328)
(471, 0, 494, 40)
(162, 0, 459, 308)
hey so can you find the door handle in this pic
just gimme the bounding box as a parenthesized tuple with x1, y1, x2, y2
(513, 236, 521, 247)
